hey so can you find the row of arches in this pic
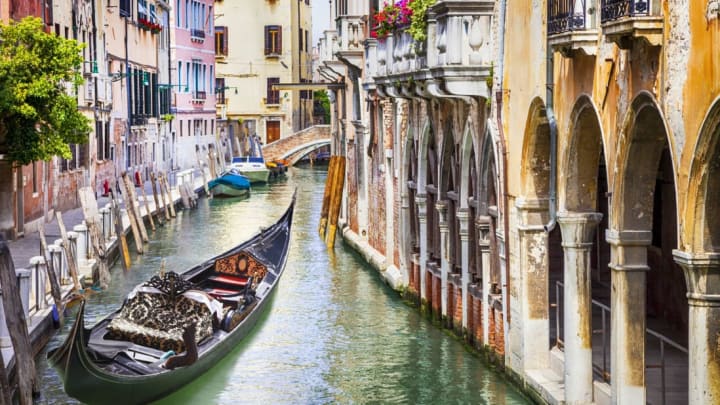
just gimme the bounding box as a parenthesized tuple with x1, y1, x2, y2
(386, 91, 720, 403)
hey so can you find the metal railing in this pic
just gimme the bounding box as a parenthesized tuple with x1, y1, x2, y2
(553, 280, 687, 404)
(548, 0, 594, 35)
(190, 28, 205, 39)
(601, 0, 651, 22)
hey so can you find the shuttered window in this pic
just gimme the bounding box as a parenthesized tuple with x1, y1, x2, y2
(266, 77, 280, 104)
(215, 26, 228, 55)
(264, 25, 282, 56)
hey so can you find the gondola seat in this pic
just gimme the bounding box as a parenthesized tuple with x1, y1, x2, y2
(106, 290, 218, 353)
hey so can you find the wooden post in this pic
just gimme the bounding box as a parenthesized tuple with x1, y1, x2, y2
(325, 156, 346, 248)
(117, 176, 144, 254)
(140, 181, 156, 231)
(0, 237, 36, 404)
(109, 190, 131, 272)
(0, 345, 10, 405)
(121, 173, 149, 243)
(155, 173, 171, 220)
(56, 212, 81, 291)
(150, 172, 166, 223)
(208, 148, 217, 179)
(179, 182, 190, 209)
(39, 223, 64, 325)
(78, 187, 111, 289)
(196, 150, 210, 196)
(318, 156, 337, 238)
(162, 174, 177, 217)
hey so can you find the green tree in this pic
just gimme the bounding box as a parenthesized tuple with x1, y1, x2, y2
(314, 90, 331, 124)
(0, 17, 91, 165)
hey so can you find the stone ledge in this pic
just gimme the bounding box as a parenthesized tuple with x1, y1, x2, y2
(525, 367, 566, 405)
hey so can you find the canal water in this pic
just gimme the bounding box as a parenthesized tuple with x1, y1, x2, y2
(34, 167, 530, 404)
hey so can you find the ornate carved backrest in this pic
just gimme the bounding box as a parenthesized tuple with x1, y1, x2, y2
(215, 251, 268, 281)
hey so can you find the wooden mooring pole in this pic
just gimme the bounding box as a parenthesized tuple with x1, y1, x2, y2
(56, 212, 81, 291)
(0, 237, 36, 404)
(139, 181, 156, 231)
(150, 172, 165, 224)
(121, 173, 149, 243)
(325, 156, 346, 248)
(318, 156, 337, 239)
(109, 189, 131, 272)
(117, 176, 143, 254)
(39, 223, 64, 324)
(161, 174, 177, 218)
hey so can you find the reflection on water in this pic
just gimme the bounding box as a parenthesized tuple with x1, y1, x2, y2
(34, 168, 528, 405)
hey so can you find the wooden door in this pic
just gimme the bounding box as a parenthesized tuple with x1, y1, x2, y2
(266, 121, 280, 144)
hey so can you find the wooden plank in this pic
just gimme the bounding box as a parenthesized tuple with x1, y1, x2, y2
(109, 189, 130, 272)
(154, 172, 170, 220)
(150, 172, 166, 223)
(139, 180, 156, 231)
(318, 155, 337, 238)
(0, 345, 11, 405)
(161, 174, 176, 218)
(56, 212, 81, 290)
(117, 176, 143, 254)
(179, 182, 190, 209)
(122, 173, 149, 243)
(38, 223, 63, 324)
(325, 156, 346, 248)
(0, 238, 36, 404)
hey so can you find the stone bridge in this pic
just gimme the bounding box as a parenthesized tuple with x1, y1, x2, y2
(263, 125, 331, 166)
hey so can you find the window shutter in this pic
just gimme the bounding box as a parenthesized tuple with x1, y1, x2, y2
(222, 27, 228, 55)
(277, 26, 282, 54)
(264, 26, 271, 55)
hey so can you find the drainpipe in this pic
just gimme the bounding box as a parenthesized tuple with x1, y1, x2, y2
(543, 35, 558, 233)
(125, 16, 131, 173)
(494, 0, 512, 324)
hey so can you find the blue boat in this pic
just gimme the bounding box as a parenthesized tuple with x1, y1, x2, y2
(207, 169, 251, 198)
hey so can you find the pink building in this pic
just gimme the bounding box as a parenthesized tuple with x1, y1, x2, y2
(170, 0, 217, 171)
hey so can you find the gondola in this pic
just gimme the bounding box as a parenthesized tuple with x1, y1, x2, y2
(47, 194, 295, 404)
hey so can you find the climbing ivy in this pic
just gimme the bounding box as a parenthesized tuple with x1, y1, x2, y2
(407, 0, 435, 42)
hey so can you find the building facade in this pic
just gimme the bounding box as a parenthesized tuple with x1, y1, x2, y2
(214, 0, 312, 158)
(170, 0, 217, 171)
(318, 1, 720, 404)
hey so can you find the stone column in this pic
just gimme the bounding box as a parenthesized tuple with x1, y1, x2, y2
(673, 250, 720, 405)
(477, 216, 492, 345)
(436, 200, 449, 318)
(606, 229, 651, 404)
(457, 208, 470, 329)
(558, 212, 602, 404)
(399, 191, 411, 285)
(515, 198, 550, 370)
(416, 194, 428, 301)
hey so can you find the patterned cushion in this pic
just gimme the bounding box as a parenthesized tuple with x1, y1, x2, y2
(106, 291, 215, 352)
(214, 251, 268, 281)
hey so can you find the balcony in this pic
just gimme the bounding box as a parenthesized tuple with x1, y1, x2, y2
(368, 0, 494, 100)
(191, 29, 205, 42)
(335, 15, 365, 69)
(600, 0, 662, 49)
(548, 0, 599, 56)
(317, 29, 347, 83)
(192, 91, 206, 104)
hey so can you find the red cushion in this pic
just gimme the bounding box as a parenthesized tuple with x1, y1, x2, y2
(209, 275, 249, 286)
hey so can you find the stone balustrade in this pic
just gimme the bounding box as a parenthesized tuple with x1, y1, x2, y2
(365, 0, 495, 100)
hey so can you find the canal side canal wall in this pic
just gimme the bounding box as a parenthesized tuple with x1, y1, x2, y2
(1, 169, 208, 381)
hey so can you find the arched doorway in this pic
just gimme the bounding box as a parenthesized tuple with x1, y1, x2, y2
(674, 97, 720, 404)
(609, 92, 686, 404)
(516, 98, 562, 371)
(557, 96, 608, 403)
(439, 116, 460, 326)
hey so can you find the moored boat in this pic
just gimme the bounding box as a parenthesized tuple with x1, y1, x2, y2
(47, 195, 296, 404)
(230, 134, 271, 183)
(208, 169, 251, 198)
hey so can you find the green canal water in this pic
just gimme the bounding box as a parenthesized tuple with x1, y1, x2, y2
(34, 167, 530, 404)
